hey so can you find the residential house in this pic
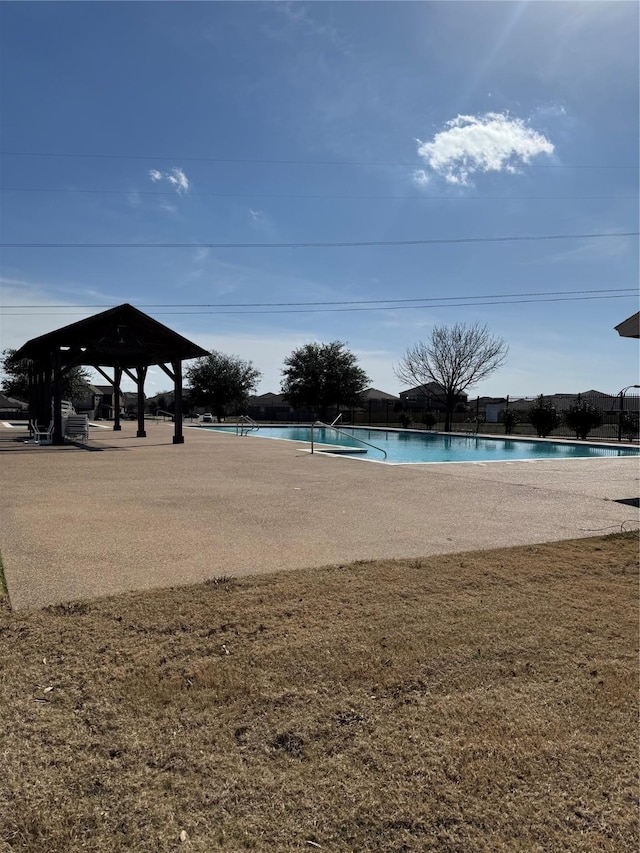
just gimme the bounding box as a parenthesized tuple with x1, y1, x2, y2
(0, 393, 28, 419)
(89, 384, 126, 420)
(246, 392, 301, 421)
(399, 383, 468, 413)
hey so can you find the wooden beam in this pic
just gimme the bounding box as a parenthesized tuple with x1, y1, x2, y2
(172, 360, 184, 444)
(113, 366, 122, 431)
(93, 365, 114, 385)
(158, 363, 175, 381)
(136, 365, 147, 437)
(52, 350, 64, 445)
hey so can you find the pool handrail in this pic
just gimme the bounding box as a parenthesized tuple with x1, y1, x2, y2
(237, 414, 259, 436)
(311, 420, 387, 460)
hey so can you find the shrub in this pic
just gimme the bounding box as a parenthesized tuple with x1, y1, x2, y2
(527, 397, 560, 437)
(420, 410, 437, 429)
(619, 411, 639, 441)
(564, 401, 603, 440)
(398, 413, 412, 429)
(501, 408, 518, 435)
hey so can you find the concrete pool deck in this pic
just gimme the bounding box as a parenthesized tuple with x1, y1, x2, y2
(1, 421, 638, 609)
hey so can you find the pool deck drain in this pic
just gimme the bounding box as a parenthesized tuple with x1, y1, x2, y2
(1, 421, 638, 610)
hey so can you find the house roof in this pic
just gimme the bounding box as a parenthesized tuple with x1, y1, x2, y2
(361, 387, 399, 401)
(250, 392, 286, 402)
(400, 383, 468, 397)
(0, 392, 28, 409)
(615, 312, 640, 339)
(13, 303, 209, 369)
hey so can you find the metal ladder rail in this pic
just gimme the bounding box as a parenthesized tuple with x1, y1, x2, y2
(311, 421, 387, 459)
(236, 414, 259, 436)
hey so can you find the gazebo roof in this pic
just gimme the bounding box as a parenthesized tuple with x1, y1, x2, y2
(13, 303, 209, 368)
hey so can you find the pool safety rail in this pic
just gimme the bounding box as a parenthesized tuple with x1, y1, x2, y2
(311, 420, 387, 460)
(236, 414, 259, 436)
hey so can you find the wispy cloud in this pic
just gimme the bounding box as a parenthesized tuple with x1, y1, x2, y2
(271, 2, 352, 55)
(414, 112, 554, 186)
(148, 166, 190, 194)
(249, 208, 263, 222)
(534, 103, 567, 118)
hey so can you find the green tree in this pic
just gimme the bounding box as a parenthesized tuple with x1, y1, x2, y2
(527, 396, 560, 437)
(281, 341, 369, 421)
(0, 348, 91, 402)
(395, 323, 508, 432)
(185, 351, 261, 422)
(564, 400, 603, 440)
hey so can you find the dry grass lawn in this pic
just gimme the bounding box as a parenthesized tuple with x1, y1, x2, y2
(0, 533, 638, 852)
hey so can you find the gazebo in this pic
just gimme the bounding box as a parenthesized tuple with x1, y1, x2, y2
(13, 304, 209, 445)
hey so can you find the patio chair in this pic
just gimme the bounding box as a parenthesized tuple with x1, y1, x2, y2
(29, 420, 54, 445)
(64, 414, 89, 443)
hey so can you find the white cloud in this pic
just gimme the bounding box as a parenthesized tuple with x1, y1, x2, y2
(148, 166, 190, 194)
(534, 103, 567, 118)
(249, 208, 263, 221)
(167, 167, 190, 193)
(412, 170, 431, 187)
(415, 112, 554, 186)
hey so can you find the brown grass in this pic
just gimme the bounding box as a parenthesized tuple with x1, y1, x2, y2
(0, 533, 638, 852)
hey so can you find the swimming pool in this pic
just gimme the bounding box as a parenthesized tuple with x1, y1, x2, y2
(199, 425, 640, 464)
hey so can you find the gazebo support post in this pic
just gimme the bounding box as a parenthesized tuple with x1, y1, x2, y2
(172, 360, 184, 444)
(94, 366, 117, 425)
(135, 365, 147, 437)
(113, 366, 122, 431)
(158, 362, 184, 444)
(52, 351, 64, 445)
(37, 365, 49, 428)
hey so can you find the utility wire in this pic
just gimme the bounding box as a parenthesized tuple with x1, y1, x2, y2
(2, 232, 637, 249)
(1, 186, 636, 201)
(3, 294, 635, 317)
(4, 288, 635, 310)
(1, 150, 637, 169)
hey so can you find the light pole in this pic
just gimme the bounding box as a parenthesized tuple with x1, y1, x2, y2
(617, 384, 640, 441)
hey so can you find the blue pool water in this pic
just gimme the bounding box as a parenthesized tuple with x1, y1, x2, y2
(200, 425, 640, 464)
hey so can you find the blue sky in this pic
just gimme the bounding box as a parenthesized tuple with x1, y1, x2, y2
(1, 1, 638, 397)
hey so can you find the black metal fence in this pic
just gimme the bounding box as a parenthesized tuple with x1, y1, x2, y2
(244, 392, 640, 442)
(345, 393, 639, 442)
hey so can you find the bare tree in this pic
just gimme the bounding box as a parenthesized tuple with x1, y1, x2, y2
(395, 323, 509, 431)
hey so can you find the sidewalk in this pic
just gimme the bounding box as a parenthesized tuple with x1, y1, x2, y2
(1, 421, 638, 609)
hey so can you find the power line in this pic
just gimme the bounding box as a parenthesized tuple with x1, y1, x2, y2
(1, 186, 636, 202)
(121, 294, 639, 314)
(2, 232, 637, 249)
(2, 294, 635, 317)
(1, 150, 637, 169)
(4, 288, 635, 310)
